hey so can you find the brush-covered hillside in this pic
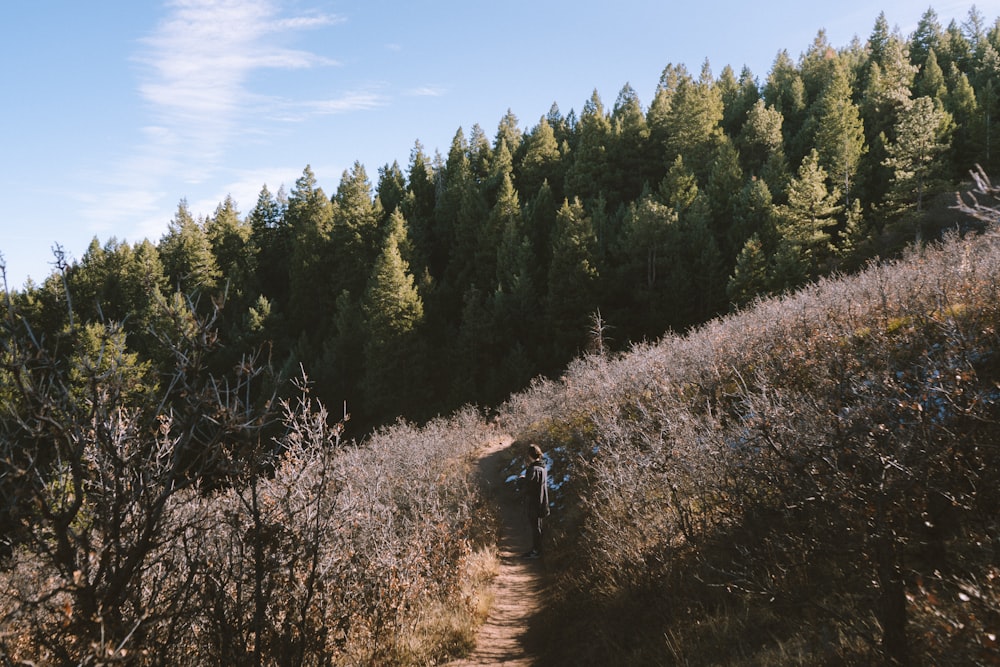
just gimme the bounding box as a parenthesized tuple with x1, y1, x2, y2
(493, 189, 1000, 664)
(5, 5, 1000, 665)
(5, 184, 997, 666)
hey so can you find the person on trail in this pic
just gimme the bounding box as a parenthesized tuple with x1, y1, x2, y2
(520, 443, 550, 559)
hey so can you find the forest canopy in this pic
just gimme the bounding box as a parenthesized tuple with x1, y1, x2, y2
(3, 6, 998, 429)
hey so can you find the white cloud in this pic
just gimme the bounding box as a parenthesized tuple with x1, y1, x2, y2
(405, 85, 448, 97)
(133, 0, 341, 169)
(299, 91, 387, 115)
(81, 0, 354, 243)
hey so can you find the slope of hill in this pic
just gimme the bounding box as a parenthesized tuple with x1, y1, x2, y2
(494, 214, 1000, 664)
(6, 174, 1000, 665)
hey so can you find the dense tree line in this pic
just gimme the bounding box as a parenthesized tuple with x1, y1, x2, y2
(7, 6, 1000, 428)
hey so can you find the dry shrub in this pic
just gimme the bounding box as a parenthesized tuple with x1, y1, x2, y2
(503, 228, 1000, 665)
(0, 283, 499, 665)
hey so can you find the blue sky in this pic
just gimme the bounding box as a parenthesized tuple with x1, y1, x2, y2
(2, 0, 997, 289)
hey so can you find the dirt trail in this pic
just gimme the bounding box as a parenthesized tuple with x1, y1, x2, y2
(448, 436, 544, 666)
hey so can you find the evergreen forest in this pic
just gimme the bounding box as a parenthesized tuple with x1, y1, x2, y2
(4, 6, 1000, 665)
(5, 7, 998, 430)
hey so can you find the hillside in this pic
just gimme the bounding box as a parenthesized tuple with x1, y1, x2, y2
(492, 197, 1000, 664)
(5, 5, 1000, 664)
(3, 180, 998, 667)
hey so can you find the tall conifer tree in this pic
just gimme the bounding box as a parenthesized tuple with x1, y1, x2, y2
(664, 60, 724, 182)
(331, 162, 381, 302)
(247, 184, 289, 311)
(810, 59, 867, 206)
(519, 116, 563, 203)
(546, 198, 599, 364)
(361, 209, 426, 419)
(883, 96, 953, 216)
(205, 195, 255, 300)
(764, 50, 807, 149)
(286, 166, 334, 333)
(159, 200, 220, 295)
(773, 150, 843, 288)
(564, 90, 612, 204)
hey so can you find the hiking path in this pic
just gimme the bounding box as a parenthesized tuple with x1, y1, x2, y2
(447, 435, 544, 666)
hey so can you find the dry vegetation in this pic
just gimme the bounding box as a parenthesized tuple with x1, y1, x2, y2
(6, 177, 1000, 664)
(0, 290, 500, 665)
(500, 221, 1000, 663)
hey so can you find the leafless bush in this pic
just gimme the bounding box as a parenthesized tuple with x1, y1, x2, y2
(509, 227, 1000, 665)
(1, 270, 495, 665)
(955, 164, 1000, 226)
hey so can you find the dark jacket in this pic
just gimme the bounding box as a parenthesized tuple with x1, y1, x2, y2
(526, 460, 550, 518)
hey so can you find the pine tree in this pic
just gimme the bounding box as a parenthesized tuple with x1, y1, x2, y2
(910, 8, 943, 70)
(703, 137, 745, 261)
(484, 138, 515, 208)
(564, 89, 612, 204)
(944, 62, 979, 176)
(67, 238, 166, 358)
(864, 29, 917, 129)
(494, 109, 523, 157)
(495, 181, 534, 301)
(942, 18, 974, 74)
(738, 99, 786, 177)
(451, 286, 493, 403)
(330, 162, 381, 302)
(916, 48, 947, 101)
(663, 60, 724, 182)
(247, 184, 289, 311)
(764, 50, 807, 149)
(883, 96, 953, 216)
(720, 65, 760, 138)
(286, 166, 334, 333)
(376, 161, 407, 219)
(437, 128, 488, 299)
(962, 6, 987, 56)
(659, 155, 699, 214)
(546, 198, 599, 364)
(546, 101, 572, 147)
(616, 193, 680, 337)
(677, 196, 726, 324)
(836, 199, 869, 270)
(402, 141, 437, 280)
(974, 44, 1000, 171)
(159, 199, 221, 295)
(468, 123, 493, 185)
(524, 180, 558, 292)
(727, 234, 770, 307)
(799, 30, 838, 105)
(519, 116, 563, 203)
(205, 195, 254, 298)
(868, 12, 892, 71)
(729, 177, 775, 267)
(860, 30, 917, 208)
(648, 63, 688, 155)
(361, 209, 426, 419)
(608, 83, 655, 207)
(488, 170, 523, 292)
(810, 58, 867, 206)
(773, 150, 843, 288)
